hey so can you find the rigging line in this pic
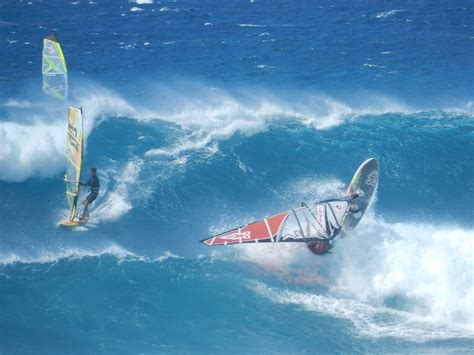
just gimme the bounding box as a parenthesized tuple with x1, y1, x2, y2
(290, 208, 308, 244)
(301, 202, 330, 240)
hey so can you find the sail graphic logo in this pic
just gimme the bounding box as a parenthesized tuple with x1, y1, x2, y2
(220, 231, 252, 241)
(365, 170, 378, 187)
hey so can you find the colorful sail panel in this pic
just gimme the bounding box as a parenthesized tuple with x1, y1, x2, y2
(42, 35, 68, 100)
(201, 211, 289, 246)
(277, 200, 349, 242)
(64, 106, 84, 220)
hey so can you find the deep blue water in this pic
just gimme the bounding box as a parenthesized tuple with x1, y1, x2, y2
(0, 0, 473, 353)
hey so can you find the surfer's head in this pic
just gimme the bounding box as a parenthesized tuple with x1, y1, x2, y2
(307, 240, 331, 255)
(90, 167, 97, 176)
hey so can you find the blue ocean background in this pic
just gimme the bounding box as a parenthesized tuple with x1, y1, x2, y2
(1, 0, 473, 353)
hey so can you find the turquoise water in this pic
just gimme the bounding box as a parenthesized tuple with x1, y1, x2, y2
(0, 0, 473, 353)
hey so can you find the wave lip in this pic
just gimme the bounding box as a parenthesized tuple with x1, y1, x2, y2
(0, 82, 152, 182)
(2, 81, 472, 182)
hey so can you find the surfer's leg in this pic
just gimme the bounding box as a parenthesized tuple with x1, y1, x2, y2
(82, 193, 97, 218)
(79, 200, 89, 219)
(84, 201, 89, 217)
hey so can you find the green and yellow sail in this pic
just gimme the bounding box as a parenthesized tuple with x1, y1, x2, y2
(42, 35, 68, 100)
(64, 106, 84, 220)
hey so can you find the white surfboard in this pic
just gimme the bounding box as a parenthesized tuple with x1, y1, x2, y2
(344, 158, 379, 229)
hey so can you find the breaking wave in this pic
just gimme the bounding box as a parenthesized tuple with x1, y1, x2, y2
(2, 80, 472, 183)
(220, 215, 474, 341)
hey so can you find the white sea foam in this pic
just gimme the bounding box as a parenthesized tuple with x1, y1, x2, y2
(235, 216, 474, 340)
(130, 6, 143, 12)
(0, 243, 134, 265)
(0, 242, 179, 266)
(0, 83, 151, 182)
(159, 6, 177, 12)
(375, 9, 404, 18)
(92, 158, 145, 222)
(249, 279, 472, 341)
(284, 177, 346, 204)
(1, 81, 470, 183)
(129, 0, 153, 4)
(144, 88, 410, 157)
(238, 23, 266, 28)
(223, 212, 474, 340)
(0, 120, 66, 181)
(332, 220, 474, 325)
(2, 99, 35, 108)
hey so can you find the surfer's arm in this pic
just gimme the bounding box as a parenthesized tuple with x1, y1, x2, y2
(79, 179, 90, 187)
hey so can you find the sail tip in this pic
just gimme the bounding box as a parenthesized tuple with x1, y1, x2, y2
(45, 34, 58, 42)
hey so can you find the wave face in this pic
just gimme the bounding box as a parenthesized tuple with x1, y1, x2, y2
(1, 0, 473, 353)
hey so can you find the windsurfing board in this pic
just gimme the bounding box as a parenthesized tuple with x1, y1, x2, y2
(58, 216, 88, 228)
(344, 158, 379, 229)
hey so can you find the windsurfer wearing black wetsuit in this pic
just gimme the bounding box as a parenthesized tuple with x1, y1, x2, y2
(79, 167, 100, 220)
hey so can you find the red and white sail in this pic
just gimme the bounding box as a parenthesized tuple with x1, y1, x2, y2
(200, 199, 350, 246)
(201, 158, 378, 248)
(201, 211, 289, 246)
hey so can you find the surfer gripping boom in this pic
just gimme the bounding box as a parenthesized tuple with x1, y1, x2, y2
(79, 167, 100, 220)
(200, 158, 379, 255)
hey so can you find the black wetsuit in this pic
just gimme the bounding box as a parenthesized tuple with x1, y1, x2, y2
(80, 176, 100, 203)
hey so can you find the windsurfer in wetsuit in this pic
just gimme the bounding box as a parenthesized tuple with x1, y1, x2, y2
(79, 167, 100, 220)
(306, 194, 361, 255)
(307, 240, 332, 255)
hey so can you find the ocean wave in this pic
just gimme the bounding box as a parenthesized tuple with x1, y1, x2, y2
(217, 213, 473, 340)
(0, 120, 66, 181)
(143, 87, 412, 158)
(92, 158, 148, 223)
(205, 168, 473, 340)
(0, 83, 151, 182)
(0, 243, 178, 266)
(1, 81, 472, 182)
(249, 280, 472, 341)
